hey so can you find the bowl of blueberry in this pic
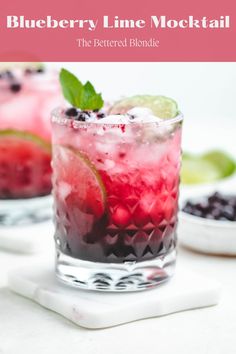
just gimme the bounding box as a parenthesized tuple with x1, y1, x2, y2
(178, 192, 236, 255)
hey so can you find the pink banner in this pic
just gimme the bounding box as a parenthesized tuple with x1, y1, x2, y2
(0, 0, 235, 61)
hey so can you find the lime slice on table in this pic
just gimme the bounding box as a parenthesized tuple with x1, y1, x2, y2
(203, 151, 236, 178)
(109, 95, 179, 119)
(181, 151, 236, 185)
(54, 145, 106, 219)
(0, 129, 51, 198)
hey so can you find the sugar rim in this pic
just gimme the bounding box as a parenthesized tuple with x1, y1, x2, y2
(51, 107, 184, 128)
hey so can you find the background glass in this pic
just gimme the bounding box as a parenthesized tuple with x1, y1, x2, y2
(0, 67, 62, 226)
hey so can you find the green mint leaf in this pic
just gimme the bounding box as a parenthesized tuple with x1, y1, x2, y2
(59, 68, 83, 108)
(80, 81, 103, 110)
(59, 69, 104, 110)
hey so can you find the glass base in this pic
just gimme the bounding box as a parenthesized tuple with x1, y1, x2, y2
(55, 248, 176, 292)
(0, 195, 53, 227)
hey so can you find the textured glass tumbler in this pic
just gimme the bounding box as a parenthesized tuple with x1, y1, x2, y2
(52, 108, 183, 291)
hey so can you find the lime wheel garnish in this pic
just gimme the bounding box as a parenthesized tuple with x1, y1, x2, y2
(53, 145, 106, 219)
(0, 129, 52, 198)
(109, 95, 179, 119)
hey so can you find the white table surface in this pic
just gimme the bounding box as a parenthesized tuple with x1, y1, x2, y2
(0, 244, 236, 354)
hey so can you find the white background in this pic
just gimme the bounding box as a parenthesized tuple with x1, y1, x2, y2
(48, 62, 236, 155)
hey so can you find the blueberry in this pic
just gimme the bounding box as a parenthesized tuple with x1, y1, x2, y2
(77, 112, 87, 121)
(37, 68, 44, 73)
(183, 192, 236, 221)
(65, 108, 78, 117)
(195, 202, 209, 212)
(10, 83, 21, 93)
(97, 112, 105, 118)
(128, 114, 135, 120)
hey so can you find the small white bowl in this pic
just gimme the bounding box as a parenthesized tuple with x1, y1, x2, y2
(178, 196, 236, 256)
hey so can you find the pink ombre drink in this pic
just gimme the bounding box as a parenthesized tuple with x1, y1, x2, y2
(52, 106, 183, 291)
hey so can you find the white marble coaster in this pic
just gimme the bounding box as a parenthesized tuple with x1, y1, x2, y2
(8, 263, 221, 329)
(0, 220, 54, 253)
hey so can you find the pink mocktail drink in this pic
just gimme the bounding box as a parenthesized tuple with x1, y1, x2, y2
(52, 106, 183, 291)
(0, 65, 61, 200)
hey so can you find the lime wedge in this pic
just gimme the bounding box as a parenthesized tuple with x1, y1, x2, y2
(181, 157, 221, 184)
(54, 145, 106, 219)
(181, 151, 236, 185)
(109, 95, 179, 119)
(203, 151, 236, 178)
(0, 129, 51, 152)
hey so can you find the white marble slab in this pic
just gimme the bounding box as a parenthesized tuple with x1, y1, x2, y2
(8, 262, 221, 329)
(0, 220, 54, 253)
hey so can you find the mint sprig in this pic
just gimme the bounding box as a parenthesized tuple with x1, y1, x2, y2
(59, 68, 104, 111)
